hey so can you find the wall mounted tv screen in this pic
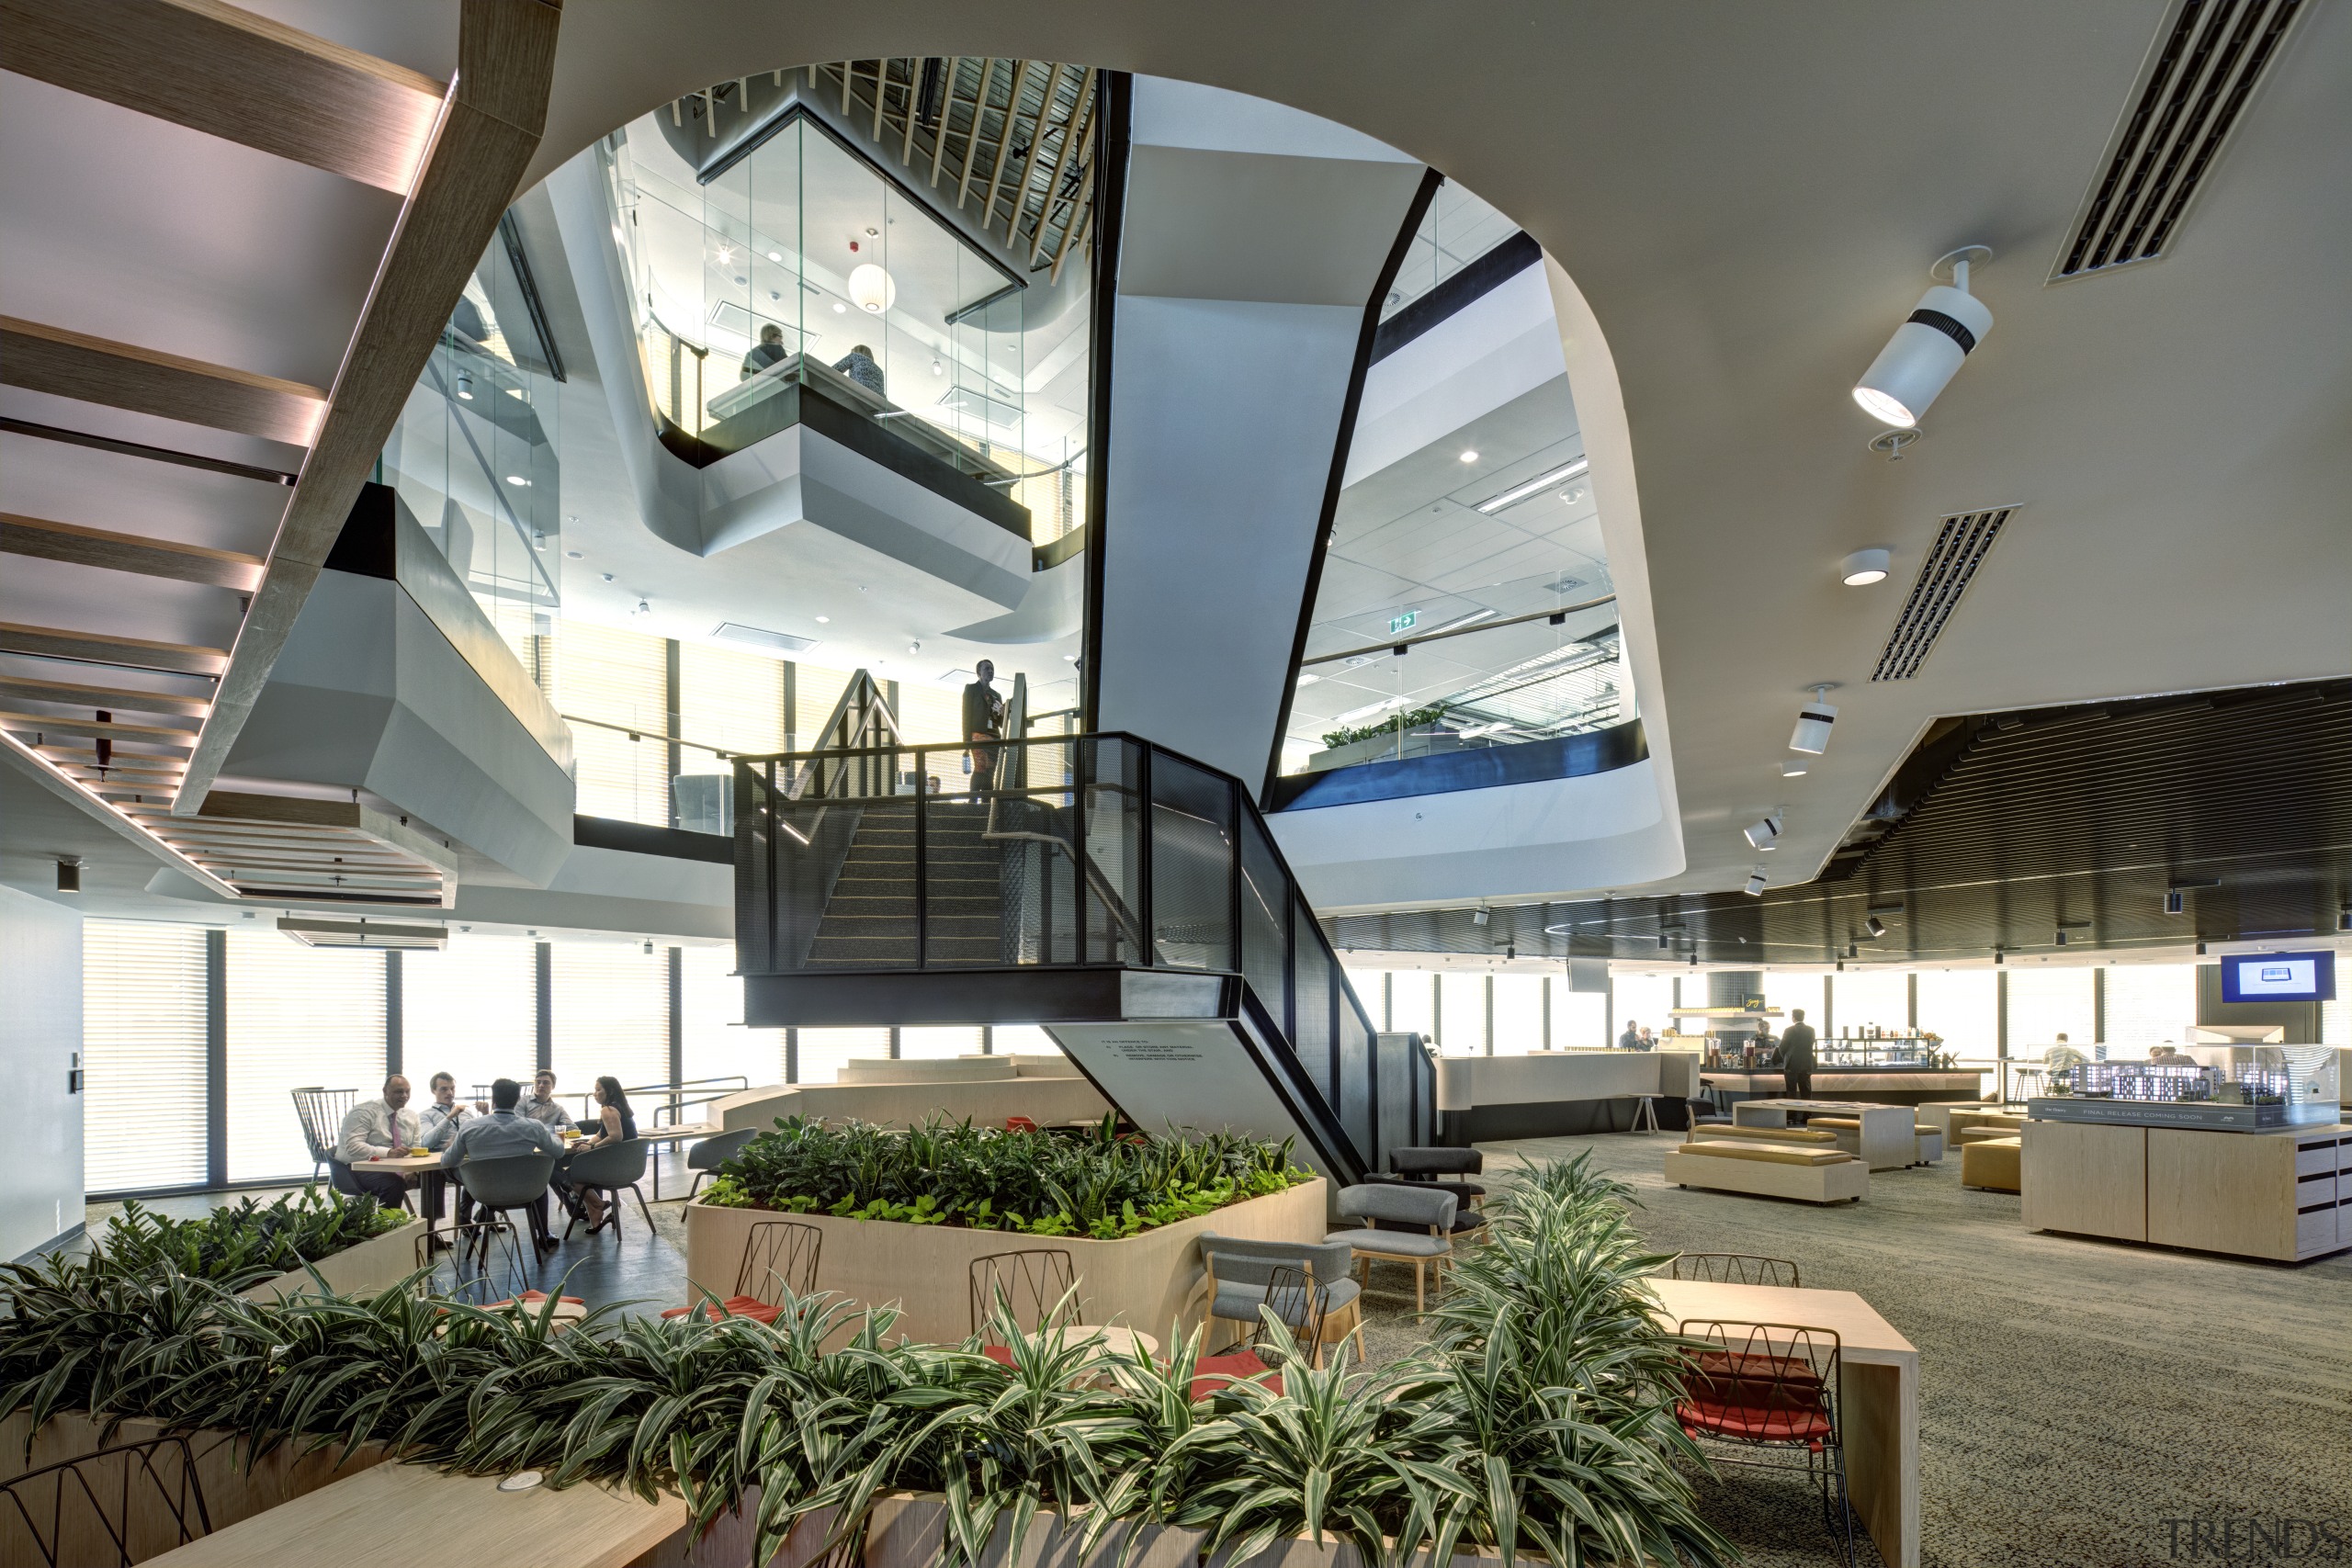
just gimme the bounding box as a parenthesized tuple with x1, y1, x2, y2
(2219, 951, 2336, 1003)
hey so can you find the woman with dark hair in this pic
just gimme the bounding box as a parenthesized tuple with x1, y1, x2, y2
(559, 1076, 638, 1230)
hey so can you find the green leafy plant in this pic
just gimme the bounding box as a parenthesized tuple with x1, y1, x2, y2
(100, 1189, 404, 1287)
(1320, 703, 1452, 751)
(0, 1155, 1732, 1568)
(707, 1115, 1309, 1239)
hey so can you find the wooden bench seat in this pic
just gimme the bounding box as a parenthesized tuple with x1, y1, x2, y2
(1709, 1124, 1838, 1145)
(1664, 1140, 1868, 1204)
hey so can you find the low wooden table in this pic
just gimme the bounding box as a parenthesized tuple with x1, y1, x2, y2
(1736, 1098, 1917, 1170)
(1652, 1277, 1920, 1568)
(144, 1455, 685, 1567)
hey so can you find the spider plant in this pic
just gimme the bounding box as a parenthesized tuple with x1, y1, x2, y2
(99, 1189, 403, 1287)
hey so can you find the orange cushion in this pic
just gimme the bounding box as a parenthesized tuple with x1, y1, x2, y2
(658, 1294, 780, 1324)
(1192, 1350, 1280, 1402)
(980, 1343, 1017, 1366)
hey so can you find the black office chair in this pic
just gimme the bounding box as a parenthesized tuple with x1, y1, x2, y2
(0, 1437, 211, 1566)
(561, 1138, 654, 1240)
(684, 1127, 756, 1199)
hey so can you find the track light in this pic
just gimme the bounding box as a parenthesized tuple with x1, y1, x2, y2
(1657, 931, 1672, 951)
(1789, 686, 1838, 755)
(1852, 246, 1994, 428)
(1744, 812, 1784, 851)
(1690, 953, 1699, 968)
(2339, 905, 2350, 932)
(2164, 889, 2185, 916)
(1839, 548, 1892, 586)
(456, 371, 474, 400)
(55, 859, 81, 894)
(1864, 916, 1886, 939)
(1471, 908, 1489, 926)
(2195, 941, 2207, 955)
(1837, 958, 1845, 972)
(2054, 929, 2069, 947)
(1781, 758, 1809, 777)
(1846, 942, 1860, 959)
(1744, 871, 1768, 897)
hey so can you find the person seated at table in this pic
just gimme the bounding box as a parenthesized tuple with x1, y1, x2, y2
(334, 1074, 419, 1208)
(440, 1077, 567, 1251)
(520, 1068, 571, 1134)
(554, 1077, 638, 1231)
(417, 1072, 481, 1145)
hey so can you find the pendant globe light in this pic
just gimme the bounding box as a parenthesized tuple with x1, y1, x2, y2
(848, 263, 897, 315)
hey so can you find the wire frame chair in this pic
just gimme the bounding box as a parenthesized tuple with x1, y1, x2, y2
(967, 1248, 1078, 1347)
(1675, 1319, 1857, 1568)
(0, 1437, 212, 1567)
(415, 1221, 528, 1307)
(1668, 1253, 1802, 1288)
(738, 1219, 822, 1302)
(1250, 1265, 1329, 1360)
(288, 1087, 356, 1181)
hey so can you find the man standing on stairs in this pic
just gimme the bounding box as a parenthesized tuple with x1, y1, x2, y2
(963, 660, 1004, 801)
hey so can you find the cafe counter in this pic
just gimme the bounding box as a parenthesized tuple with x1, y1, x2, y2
(1435, 1050, 1700, 1142)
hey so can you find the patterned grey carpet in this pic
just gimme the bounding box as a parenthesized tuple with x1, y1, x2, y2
(1333, 1133, 2352, 1568)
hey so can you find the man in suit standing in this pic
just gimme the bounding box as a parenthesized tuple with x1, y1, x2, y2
(962, 659, 1005, 800)
(1781, 1008, 1818, 1100)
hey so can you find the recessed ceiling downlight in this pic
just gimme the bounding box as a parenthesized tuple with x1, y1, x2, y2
(1840, 547, 1892, 586)
(1457, 449, 1479, 464)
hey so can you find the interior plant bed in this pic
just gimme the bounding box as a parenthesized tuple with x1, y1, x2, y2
(686, 1117, 1328, 1345)
(93, 1189, 424, 1304)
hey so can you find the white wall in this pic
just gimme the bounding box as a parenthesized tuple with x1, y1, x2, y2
(0, 886, 85, 1258)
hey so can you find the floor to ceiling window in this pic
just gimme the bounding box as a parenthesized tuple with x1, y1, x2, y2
(548, 940, 670, 1106)
(679, 943, 786, 1089)
(224, 932, 388, 1183)
(399, 935, 539, 1100)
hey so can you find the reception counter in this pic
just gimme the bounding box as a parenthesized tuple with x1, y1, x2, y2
(1436, 1051, 1700, 1142)
(1702, 1069, 1985, 1108)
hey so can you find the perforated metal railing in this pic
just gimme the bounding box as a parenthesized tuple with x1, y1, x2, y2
(730, 730, 1433, 1174)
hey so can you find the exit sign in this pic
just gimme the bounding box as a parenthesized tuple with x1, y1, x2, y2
(1388, 610, 1419, 635)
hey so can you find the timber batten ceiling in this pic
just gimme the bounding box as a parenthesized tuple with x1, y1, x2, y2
(0, 0, 562, 906)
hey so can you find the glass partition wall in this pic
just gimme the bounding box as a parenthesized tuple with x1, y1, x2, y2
(602, 111, 1083, 538)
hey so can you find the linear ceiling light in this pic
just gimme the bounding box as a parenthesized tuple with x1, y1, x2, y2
(1853, 247, 1994, 428)
(1475, 457, 1590, 514)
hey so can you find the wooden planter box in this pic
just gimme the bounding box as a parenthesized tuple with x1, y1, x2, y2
(238, 1216, 430, 1303)
(684, 1179, 1328, 1347)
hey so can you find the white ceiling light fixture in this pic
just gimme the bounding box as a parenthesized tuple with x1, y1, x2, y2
(1852, 246, 1995, 427)
(1457, 449, 1479, 464)
(1781, 758, 1810, 777)
(1839, 547, 1892, 586)
(1743, 870, 1768, 897)
(455, 371, 473, 400)
(504, 474, 530, 487)
(831, 299, 847, 314)
(1473, 457, 1589, 514)
(1789, 684, 1838, 754)
(1295, 672, 1319, 687)
(1743, 811, 1784, 851)
(848, 263, 897, 314)
(766, 250, 782, 263)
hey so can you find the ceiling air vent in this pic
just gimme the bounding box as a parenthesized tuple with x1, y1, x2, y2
(712, 622, 819, 655)
(1870, 507, 2017, 682)
(2052, 0, 2310, 282)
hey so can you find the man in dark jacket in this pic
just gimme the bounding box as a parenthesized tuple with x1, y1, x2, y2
(1781, 1008, 1818, 1100)
(962, 659, 1004, 799)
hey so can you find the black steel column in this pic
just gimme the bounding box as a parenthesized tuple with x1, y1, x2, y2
(785, 1026, 798, 1085)
(385, 950, 403, 1077)
(205, 929, 226, 1190)
(535, 942, 553, 1072)
(1136, 744, 1155, 965)
(667, 946, 684, 1122)
(665, 638, 683, 829)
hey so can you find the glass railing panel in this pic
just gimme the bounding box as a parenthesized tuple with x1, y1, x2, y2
(982, 737, 1080, 967)
(1080, 737, 1143, 965)
(1146, 750, 1237, 971)
(1289, 899, 1333, 1100)
(1238, 812, 1291, 1023)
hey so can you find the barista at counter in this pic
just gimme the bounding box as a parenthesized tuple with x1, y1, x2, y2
(1781, 1008, 1817, 1099)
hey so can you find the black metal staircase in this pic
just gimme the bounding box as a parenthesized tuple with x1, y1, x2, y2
(730, 702, 1435, 1186)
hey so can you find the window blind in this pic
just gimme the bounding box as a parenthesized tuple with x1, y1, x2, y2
(1915, 971, 1997, 1060)
(2100, 964, 2196, 1046)
(796, 1027, 889, 1084)
(556, 620, 672, 824)
(1547, 985, 1607, 1049)
(894, 681, 965, 747)
(1489, 976, 1544, 1055)
(399, 935, 538, 1102)
(680, 944, 786, 1089)
(899, 1026, 983, 1060)
(1437, 974, 1487, 1057)
(2006, 966, 2096, 1054)
(548, 942, 671, 1107)
(224, 932, 387, 1182)
(680, 641, 786, 758)
(788, 660, 854, 750)
(83, 920, 209, 1193)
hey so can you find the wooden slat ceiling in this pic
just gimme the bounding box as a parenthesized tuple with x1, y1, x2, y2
(0, 0, 560, 908)
(1326, 678, 2352, 966)
(674, 59, 1102, 282)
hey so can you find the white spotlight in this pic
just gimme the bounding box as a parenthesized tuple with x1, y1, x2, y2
(1743, 812, 1784, 851)
(1743, 871, 1768, 897)
(1852, 247, 1994, 427)
(1839, 548, 1892, 586)
(1472, 908, 1490, 926)
(1789, 686, 1838, 755)
(1781, 758, 1810, 778)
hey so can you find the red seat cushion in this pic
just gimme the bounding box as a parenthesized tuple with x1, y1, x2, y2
(659, 1295, 781, 1324)
(1191, 1351, 1280, 1402)
(1690, 1348, 1824, 1390)
(1678, 1398, 1834, 1446)
(979, 1343, 1017, 1366)
(1005, 1116, 1040, 1134)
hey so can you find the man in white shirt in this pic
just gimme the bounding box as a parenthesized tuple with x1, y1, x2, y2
(520, 1069, 573, 1135)
(417, 1071, 480, 1147)
(335, 1074, 419, 1207)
